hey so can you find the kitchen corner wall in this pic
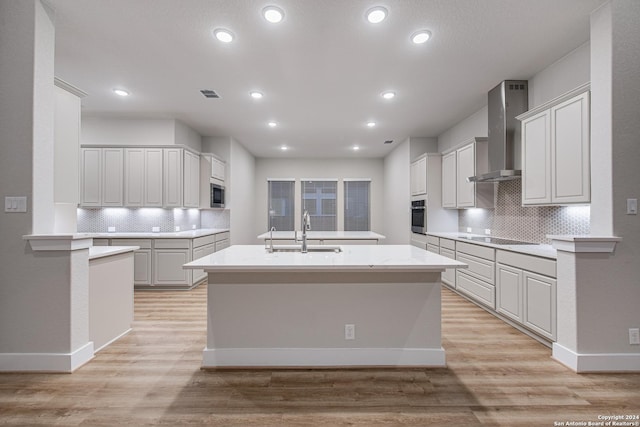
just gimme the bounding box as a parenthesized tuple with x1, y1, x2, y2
(458, 179, 590, 244)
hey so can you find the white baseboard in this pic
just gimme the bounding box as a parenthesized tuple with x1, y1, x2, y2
(0, 342, 94, 373)
(553, 343, 640, 372)
(94, 328, 132, 353)
(202, 347, 446, 368)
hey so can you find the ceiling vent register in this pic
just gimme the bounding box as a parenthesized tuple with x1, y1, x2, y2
(200, 89, 220, 99)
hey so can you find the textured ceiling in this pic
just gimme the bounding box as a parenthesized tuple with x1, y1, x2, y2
(50, 0, 606, 158)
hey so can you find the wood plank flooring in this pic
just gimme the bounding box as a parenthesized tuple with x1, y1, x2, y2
(1, 286, 638, 426)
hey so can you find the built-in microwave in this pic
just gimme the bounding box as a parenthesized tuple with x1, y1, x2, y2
(210, 182, 225, 208)
(411, 199, 427, 234)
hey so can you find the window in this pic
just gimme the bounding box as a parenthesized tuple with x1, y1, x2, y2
(344, 180, 370, 231)
(268, 180, 295, 231)
(301, 180, 337, 231)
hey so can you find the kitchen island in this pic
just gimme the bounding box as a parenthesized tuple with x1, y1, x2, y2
(184, 244, 466, 368)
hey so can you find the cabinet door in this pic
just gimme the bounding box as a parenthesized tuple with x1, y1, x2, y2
(496, 263, 523, 322)
(133, 249, 152, 285)
(192, 242, 215, 284)
(439, 247, 456, 288)
(522, 110, 552, 205)
(215, 238, 230, 252)
(124, 148, 145, 207)
(410, 157, 427, 196)
(81, 148, 102, 206)
(153, 249, 191, 286)
(211, 157, 225, 182)
(523, 271, 556, 340)
(551, 91, 590, 204)
(441, 152, 457, 208)
(183, 151, 200, 208)
(456, 144, 475, 207)
(145, 149, 164, 207)
(163, 149, 183, 207)
(101, 148, 123, 206)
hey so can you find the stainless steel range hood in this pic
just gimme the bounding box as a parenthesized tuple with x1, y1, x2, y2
(468, 80, 528, 182)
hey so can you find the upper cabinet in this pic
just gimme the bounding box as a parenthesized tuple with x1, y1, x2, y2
(82, 146, 200, 208)
(410, 155, 427, 196)
(211, 156, 226, 183)
(518, 83, 590, 206)
(442, 138, 494, 209)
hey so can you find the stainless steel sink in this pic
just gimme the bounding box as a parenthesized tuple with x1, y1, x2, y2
(268, 245, 342, 253)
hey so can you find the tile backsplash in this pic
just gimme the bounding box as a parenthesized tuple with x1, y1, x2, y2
(458, 179, 590, 244)
(77, 208, 229, 233)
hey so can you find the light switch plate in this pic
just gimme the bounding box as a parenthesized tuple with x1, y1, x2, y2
(152, 226, 160, 232)
(627, 198, 637, 215)
(4, 196, 27, 213)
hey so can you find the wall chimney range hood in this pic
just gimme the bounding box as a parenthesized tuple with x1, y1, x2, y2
(468, 80, 528, 182)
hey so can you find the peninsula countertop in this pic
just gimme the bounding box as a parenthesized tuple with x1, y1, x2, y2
(184, 244, 466, 273)
(256, 231, 385, 241)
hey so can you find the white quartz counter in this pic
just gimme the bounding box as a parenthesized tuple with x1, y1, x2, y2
(82, 228, 229, 239)
(184, 244, 466, 273)
(427, 232, 557, 259)
(256, 231, 385, 241)
(89, 246, 139, 260)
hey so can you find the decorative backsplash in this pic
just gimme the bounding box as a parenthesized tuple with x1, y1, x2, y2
(201, 209, 230, 229)
(458, 179, 590, 244)
(78, 208, 206, 233)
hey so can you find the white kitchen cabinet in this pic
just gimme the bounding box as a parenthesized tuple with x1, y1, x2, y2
(442, 138, 493, 209)
(410, 155, 427, 196)
(111, 238, 152, 286)
(211, 156, 226, 182)
(192, 234, 216, 285)
(215, 231, 231, 251)
(183, 150, 200, 208)
(81, 147, 123, 207)
(441, 152, 457, 208)
(153, 239, 191, 286)
(439, 246, 457, 289)
(163, 148, 183, 207)
(455, 241, 496, 309)
(495, 250, 557, 341)
(124, 148, 164, 207)
(518, 84, 590, 205)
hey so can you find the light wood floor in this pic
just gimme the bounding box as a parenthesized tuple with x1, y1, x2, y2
(1, 286, 638, 426)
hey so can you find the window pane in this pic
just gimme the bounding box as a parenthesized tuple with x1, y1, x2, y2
(344, 181, 370, 231)
(268, 180, 294, 231)
(301, 181, 336, 231)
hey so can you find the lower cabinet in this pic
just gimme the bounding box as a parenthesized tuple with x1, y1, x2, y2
(153, 239, 192, 286)
(496, 250, 557, 340)
(455, 242, 496, 309)
(111, 239, 152, 286)
(438, 239, 457, 289)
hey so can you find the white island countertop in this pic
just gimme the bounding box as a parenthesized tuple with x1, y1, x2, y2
(184, 244, 466, 273)
(256, 231, 385, 241)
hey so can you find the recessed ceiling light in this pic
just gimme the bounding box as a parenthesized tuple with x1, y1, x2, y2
(263, 6, 285, 23)
(280, 145, 288, 151)
(213, 28, 234, 43)
(250, 91, 263, 99)
(366, 6, 387, 24)
(381, 91, 395, 100)
(367, 121, 376, 128)
(113, 89, 129, 97)
(411, 30, 432, 44)
(353, 145, 361, 151)
(268, 121, 277, 128)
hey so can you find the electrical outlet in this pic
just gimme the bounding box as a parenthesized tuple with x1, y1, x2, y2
(345, 324, 355, 340)
(484, 229, 491, 235)
(108, 226, 116, 232)
(629, 328, 640, 345)
(152, 226, 160, 232)
(466, 227, 472, 233)
(192, 224, 197, 229)
(627, 199, 638, 215)
(175, 226, 180, 231)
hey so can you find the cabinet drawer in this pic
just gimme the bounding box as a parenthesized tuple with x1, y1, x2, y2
(440, 238, 455, 250)
(215, 232, 230, 242)
(215, 239, 230, 251)
(439, 247, 455, 260)
(496, 250, 556, 278)
(456, 251, 495, 283)
(456, 271, 495, 309)
(426, 244, 439, 254)
(110, 238, 152, 249)
(92, 239, 110, 246)
(426, 235, 440, 246)
(456, 241, 495, 260)
(194, 234, 216, 248)
(154, 239, 190, 249)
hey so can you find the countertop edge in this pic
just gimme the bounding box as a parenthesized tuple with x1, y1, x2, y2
(426, 232, 557, 259)
(89, 246, 140, 260)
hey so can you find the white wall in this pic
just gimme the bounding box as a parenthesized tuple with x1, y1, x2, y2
(409, 137, 438, 161)
(253, 157, 385, 242)
(82, 117, 176, 146)
(437, 106, 488, 154)
(228, 138, 255, 245)
(174, 120, 202, 152)
(383, 138, 411, 244)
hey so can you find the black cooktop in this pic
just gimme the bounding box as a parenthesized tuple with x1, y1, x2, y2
(457, 235, 537, 245)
